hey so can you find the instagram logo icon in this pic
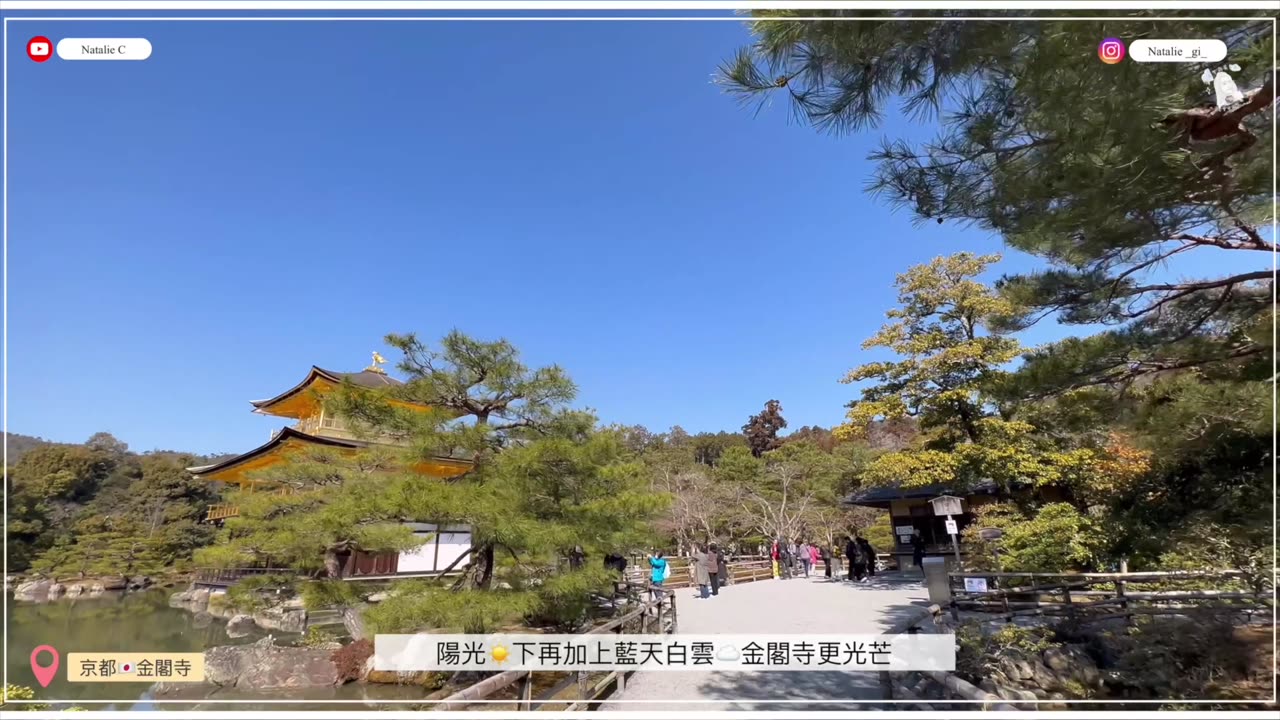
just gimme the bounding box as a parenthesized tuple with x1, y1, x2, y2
(1098, 38, 1126, 64)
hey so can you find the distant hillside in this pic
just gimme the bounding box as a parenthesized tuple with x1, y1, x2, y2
(3, 432, 62, 464)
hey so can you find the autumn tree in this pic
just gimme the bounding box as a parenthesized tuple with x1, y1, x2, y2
(742, 399, 787, 457)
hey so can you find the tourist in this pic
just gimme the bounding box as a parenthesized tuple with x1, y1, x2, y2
(706, 543, 722, 597)
(850, 533, 869, 583)
(809, 543, 821, 575)
(857, 536, 876, 578)
(820, 544, 832, 578)
(715, 545, 729, 589)
(911, 529, 927, 574)
(692, 544, 713, 598)
(844, 535, 861, 582)
(781, 540, 795, 579)
(798, 540, 812, 577)
(831, 543, 843, 579)
(648, 551, 669, 606)
(770, 539, 781, 579)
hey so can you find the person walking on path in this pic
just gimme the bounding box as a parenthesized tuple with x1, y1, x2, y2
(692, 545, 712, 598)
(714, 544, 729, 591)
(770, 540, 781, 579)
(849, 534, 869, 583)
(647, 552, 669, 606)
(809, 543, 821, 574)
(911, 529, 927, 574)
(820, 545, 832, 578)
(857, 536, 876, 578)
(832, 543, 843, 579)
(706, 544, 722, 597)
(798, 541, 813, 578)
(844, 535, 862, 582)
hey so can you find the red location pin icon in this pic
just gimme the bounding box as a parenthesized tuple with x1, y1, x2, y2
(31, 645, 59, 688)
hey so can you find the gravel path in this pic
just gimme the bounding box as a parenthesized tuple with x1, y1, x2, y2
(599, 571, 930, 711)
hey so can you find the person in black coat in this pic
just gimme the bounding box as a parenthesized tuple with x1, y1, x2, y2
(844, 536, 860, 582)
(857, 536, 876, 577)
(910, 530, 927, 573)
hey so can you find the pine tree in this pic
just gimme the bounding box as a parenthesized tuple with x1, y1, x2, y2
(720, 14, 1275, 392)
(201, 331, 668, 633)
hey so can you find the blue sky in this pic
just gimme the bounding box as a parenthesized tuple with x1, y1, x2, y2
(4, 15, 1267, 455)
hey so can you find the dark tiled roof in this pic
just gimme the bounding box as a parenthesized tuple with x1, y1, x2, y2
(186, 427, 359, 475)
(317, 368, 404, 389)
(251, 366, 402, 409)
(844, 479, 1000, 506)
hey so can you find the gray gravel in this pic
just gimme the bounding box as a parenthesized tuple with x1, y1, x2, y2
(599, 572, 931, 711)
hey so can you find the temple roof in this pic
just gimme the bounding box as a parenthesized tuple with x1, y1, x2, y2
(186, 426, 473, 484)
(843, 479, 1001, 509)
(186, 426, 359, 480)
(250, 366, 407, 418)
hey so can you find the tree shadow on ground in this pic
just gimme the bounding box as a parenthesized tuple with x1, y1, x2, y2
(692, 669, 888, 710)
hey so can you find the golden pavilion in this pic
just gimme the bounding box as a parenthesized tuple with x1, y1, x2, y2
(188, 354, 474, 578)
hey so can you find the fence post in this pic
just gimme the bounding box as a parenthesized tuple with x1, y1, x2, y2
(576, 670, 589, 706)
(1115, 559, 1132, 630)
(1062, 584, 1075, 621)
(517, 672, 533, 711)
(879, 670, 895, 700)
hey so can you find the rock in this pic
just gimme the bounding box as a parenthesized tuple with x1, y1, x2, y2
(367, 591, 389, 603)
(127, 575, 151, 590)
(192, 612, 214, 629)
(1028, 659, 1061, 691)
(1042, 646, 1071, 673)
(14, 579, 53, 602)
(48, 583, 67, 598)
(1031, 688, 1049, 700)
(99, 576, 128, 591)
(343, 605, 368, 641)
(66, 583, 86, 598)
(205, 636, 340, 689)
(89, 583, 106, 597)
(170, 587, 211, 610)
(997, 652, 1035, 683)
(226, 614, 257, 639)
(254, 605, 308, 634)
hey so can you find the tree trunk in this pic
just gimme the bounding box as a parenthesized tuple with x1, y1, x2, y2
(469, 542, 496, 590)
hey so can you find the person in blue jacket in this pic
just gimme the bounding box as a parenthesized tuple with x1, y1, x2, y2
(648, 551, 668, 604)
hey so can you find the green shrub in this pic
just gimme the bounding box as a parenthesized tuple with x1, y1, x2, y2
(303, 627, 338, 647)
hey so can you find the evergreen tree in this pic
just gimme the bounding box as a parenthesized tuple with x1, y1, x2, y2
(201, 331, 667, 633)
(720, 14, 1275, 391)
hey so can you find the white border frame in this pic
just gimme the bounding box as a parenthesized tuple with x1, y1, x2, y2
(2, 4, 1276, 715)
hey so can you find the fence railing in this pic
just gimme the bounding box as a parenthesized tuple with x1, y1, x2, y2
(623, 558, 774, 589)
(433, 582, 677, 711)
(877, 604, 1016, 711)
(946, 569, 1272, 625)
(192, 567, 305, 586)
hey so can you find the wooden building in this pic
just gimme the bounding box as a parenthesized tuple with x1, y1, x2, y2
(844, 481, 1003, 570)
(188, 355, 473, 578)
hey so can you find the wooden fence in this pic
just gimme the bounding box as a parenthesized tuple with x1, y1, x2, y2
(947, 569, 1272, 625)
(432, 582, 677, 711)
(624, 557, 774, 589)
(877, 604, 1017, 711)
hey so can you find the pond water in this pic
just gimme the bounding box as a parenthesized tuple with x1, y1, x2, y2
(5, 589, 431, 710)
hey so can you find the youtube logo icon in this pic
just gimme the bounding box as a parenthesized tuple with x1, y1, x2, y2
(28, 36, 53, 62)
